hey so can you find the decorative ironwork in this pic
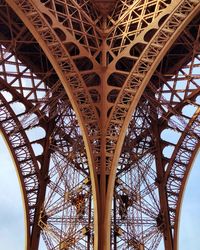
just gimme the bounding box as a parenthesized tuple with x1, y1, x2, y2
(0, 0, 200, 249)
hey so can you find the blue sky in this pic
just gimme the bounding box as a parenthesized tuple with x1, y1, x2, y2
(179, 152, 200, 249)
(0, 135, 25, 249)
(0, 134, 199, 250)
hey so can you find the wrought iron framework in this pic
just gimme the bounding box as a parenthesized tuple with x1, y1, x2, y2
(0, 0, 200, 249)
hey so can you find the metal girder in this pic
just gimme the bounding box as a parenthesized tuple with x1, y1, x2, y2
(0, 14, 92, 248)
(0, 90, 40, 248)
(0, 0, 200, 250)
(114, 19, 200, 249)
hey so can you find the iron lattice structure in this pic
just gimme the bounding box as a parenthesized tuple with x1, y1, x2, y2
(0, 0, 200, 249)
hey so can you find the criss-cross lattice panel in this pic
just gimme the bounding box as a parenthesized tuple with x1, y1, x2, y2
(39, 105, 93, 249)
(106, 0, 171, 58)
(41, 0, 102, 56)
(112, 102, 163, 250)
(0, 44, 48, 104)
(154, 45, 200, 227)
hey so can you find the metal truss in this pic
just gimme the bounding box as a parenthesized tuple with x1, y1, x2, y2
(0, 0, 200, 250)
(113, 18, 200, 249)
(0, 4, 92, 248)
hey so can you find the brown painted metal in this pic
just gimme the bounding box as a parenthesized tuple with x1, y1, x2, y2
(92, 0, 118, 15)
(0, 0, 200, 249)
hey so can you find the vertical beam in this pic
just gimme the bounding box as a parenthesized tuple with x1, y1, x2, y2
(152, 119, 174, 250)
(30, 121, 55, 249)
(99, 26, 110, 250)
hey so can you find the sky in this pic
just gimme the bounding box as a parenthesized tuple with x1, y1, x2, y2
(0, 135, 25, 249)
(179, 151, 200, 249)
(0, 134, 199, 250)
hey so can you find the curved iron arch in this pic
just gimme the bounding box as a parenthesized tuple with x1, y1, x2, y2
(1, 0, 200, 249)
(0, 89, 40, 249)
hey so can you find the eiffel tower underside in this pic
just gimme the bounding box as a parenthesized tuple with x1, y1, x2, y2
(0, 0, 200, 250)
